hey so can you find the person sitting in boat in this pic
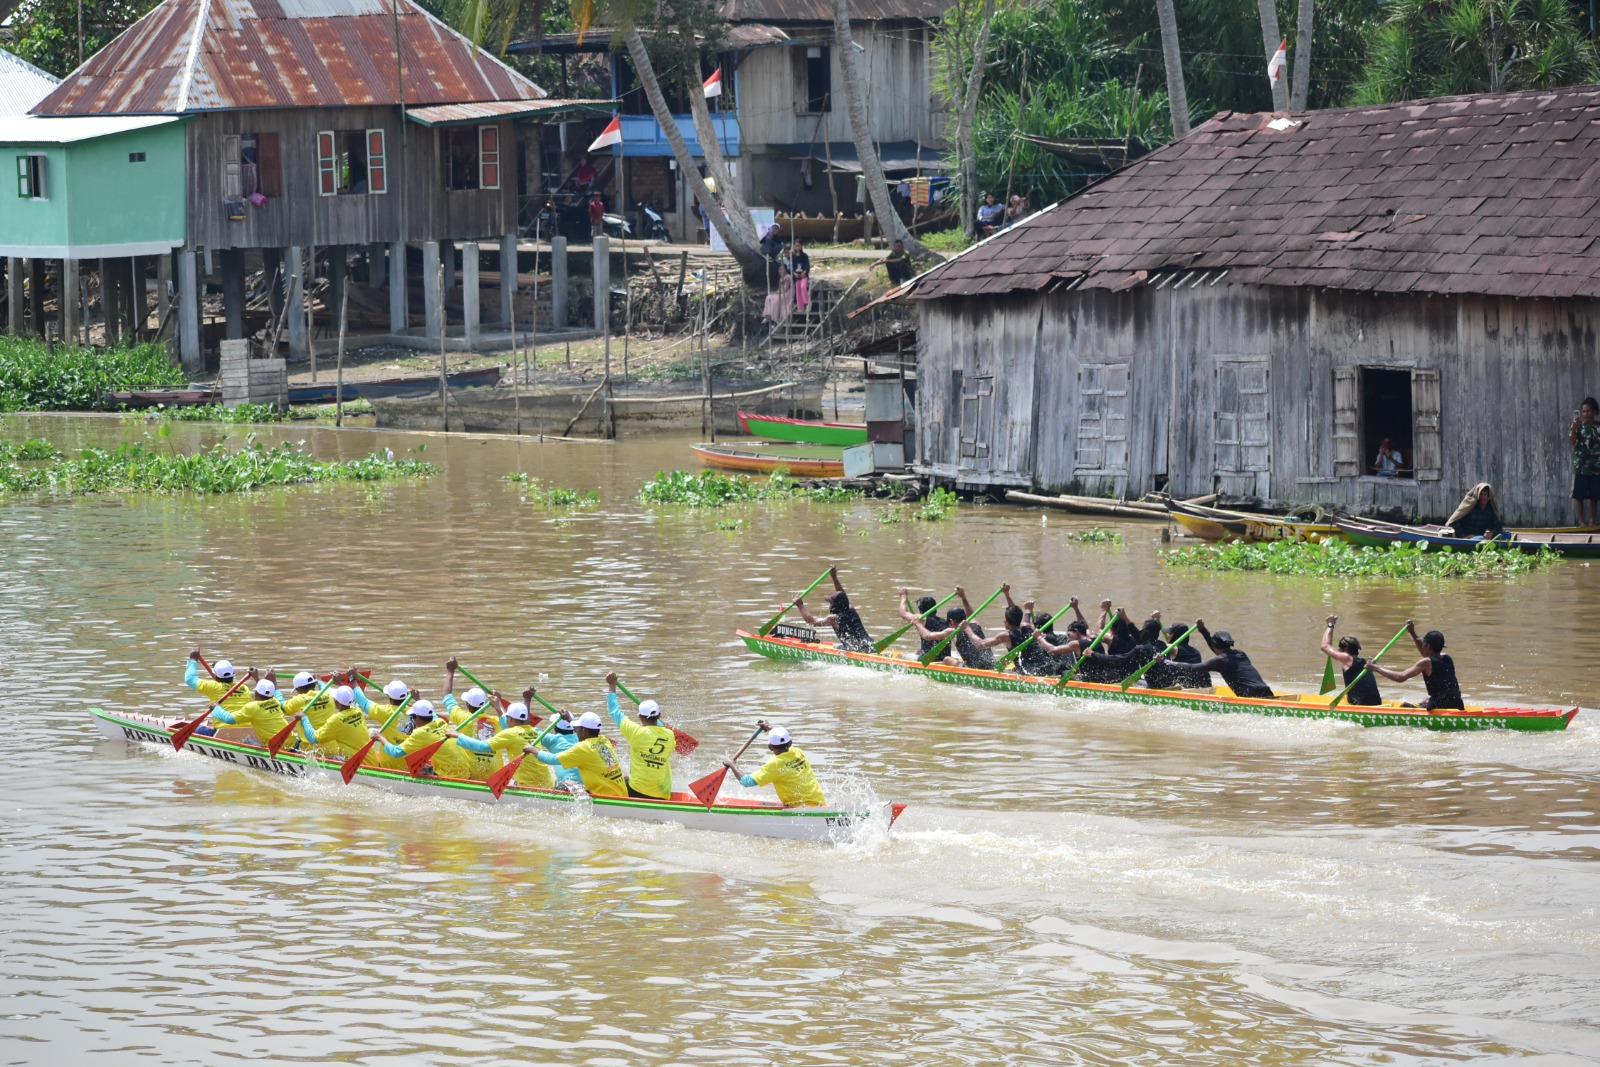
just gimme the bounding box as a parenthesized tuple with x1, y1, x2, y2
(530, 711, 627, 796)
(283, 670, 339, 728)
(1074, 613, 1165, 686)
(207, 675, 315, 750)
(722, 721, 826, 807)
(541, 711, 584, 789)
(794, 567, 874, 653)
(185, 648, 253, 713)
(1319, 616, 1383, 706)
(1032, 617, 1093, 673)
(1015, 599, 1074, 675)
(947, 596, 998, 670)
(362, 678, 414, 744)
(310, 685, 376, 760)
(898, 591, 953, 657)
(370, 700, 454, 775)
(439, 657, 499, 778)
(1160, 622, 1211, 689)
(1445, 483, 1505, 539)
(1172, 622, 1276, 699)
(1367, 622, 1464, 712)
(450, 691, 555, 791)
(602, 671, 675, 800)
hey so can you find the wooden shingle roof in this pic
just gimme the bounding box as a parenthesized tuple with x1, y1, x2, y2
(910, 85, 1600, 302)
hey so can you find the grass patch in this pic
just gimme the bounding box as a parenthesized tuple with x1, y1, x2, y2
(919, 229, 973, 254)
(503, 471, 598, 508)
(637, 468, 863, 508)
(1162, 538, 1559, 578)
(0, 435, 435, 496)
(1064, 527, 1123, 544)
(0, 339, 186, 412)
(0, 438, 64, 461)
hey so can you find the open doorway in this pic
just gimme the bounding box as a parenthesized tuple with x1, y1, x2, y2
(1360, 367, 1413, 478)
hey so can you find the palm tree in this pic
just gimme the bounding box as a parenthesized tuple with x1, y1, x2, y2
(944, 0, 997, 241)
(1256, 0, 1289, 111)
(1290, 0, 1314, 112)
(1155, 0, 1191, 136)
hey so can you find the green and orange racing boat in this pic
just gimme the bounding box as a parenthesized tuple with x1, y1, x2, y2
(737, 630, 1580, 732)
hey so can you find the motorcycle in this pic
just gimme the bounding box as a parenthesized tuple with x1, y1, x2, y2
(601, 212, 632, 239)
(639, 199, 672, 242)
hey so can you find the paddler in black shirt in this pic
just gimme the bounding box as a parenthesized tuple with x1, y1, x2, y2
(959, 591, 1042, 671)
(794, 566, 874, 653)
(1318, 615, 1383, 706)
(1164, 620, 1275, 698)
(1160, 622, 1211, 689)
(1368, 621, 1464, 711)
(947, 598, 997, 669)
(1074, 612, 1164, 685)
(898, 591, 952, 657)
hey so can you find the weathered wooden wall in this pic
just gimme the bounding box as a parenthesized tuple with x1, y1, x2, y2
(188, 108, 516, 251)
(916, 281, 1600, 524)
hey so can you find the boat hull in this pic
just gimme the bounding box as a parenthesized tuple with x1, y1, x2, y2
(91, 708, 896, 841)
(1335, 521, 1600, 559)
(692, 443, 845, 477)
(1166, 500, 1339, 543)
(286, 366, 502, 405)
(736, 632, 1577, 732)
(737, 411, 867, 447)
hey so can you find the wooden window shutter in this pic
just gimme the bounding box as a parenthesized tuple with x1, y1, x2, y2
(258, 132, 282, 197)
(1075, 364, 1105, 471)
(479, 125, 500, 190)
(223, 134, 242, 199)
(1104, 363, 1130, 473)
(1412, 368, 1442, 481)
(367, 129, 387, 194)
(1332, 366, 1360, 477)
(16, 155, 28, 198)
(316, 131, 336, 196)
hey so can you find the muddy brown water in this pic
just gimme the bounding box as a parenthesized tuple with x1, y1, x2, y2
(2, 413, 1597, 1065)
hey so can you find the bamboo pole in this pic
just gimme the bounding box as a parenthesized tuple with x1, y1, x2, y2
(335, 282, 347, 426)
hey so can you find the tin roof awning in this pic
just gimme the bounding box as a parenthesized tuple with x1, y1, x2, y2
(0, 113, 181, 144)
(774, 140, 946, 175)
(405, 99, 614, 126)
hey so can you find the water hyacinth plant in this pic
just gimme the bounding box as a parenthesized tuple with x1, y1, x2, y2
(1162, 538, 1559, 578)
(637, 469, 864, 508)
(0, 339, 186, 411)
(503, 472, 599, 508)
(0, 438, 64, 461)
(133, 403, 288, 423)
(1064, 527, 1123, 543)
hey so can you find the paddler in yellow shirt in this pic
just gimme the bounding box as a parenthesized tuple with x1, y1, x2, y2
(448, 691, 555, 790)
(185, 648, 252, 713)
(370, 700, 451, 773)
(602, 671, 675, 799)
(438, 657, 497, 779)
(309, 685, 373, 760)
(532, 711, 627, 796)
(362, 678, 414, 744)
(283, 671, 340, 728)
(722, 722, 826, 807)
(207, 676, 316, 751)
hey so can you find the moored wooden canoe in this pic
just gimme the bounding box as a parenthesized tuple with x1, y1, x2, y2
(91, 707, 901, 842)
(737, 411, 867, 447)
(1334, 520, 1600, 559)
(736, 631, 1579, 732)
(287, 366, 501, 405)
(691, 442, 845, 478)
(1166, 499, 1340, 543)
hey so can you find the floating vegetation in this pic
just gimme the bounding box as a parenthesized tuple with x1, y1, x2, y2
(715, 517, 745, 531)
(0, 339, 186, 411)
(131, 403, 287, 423)
(503, 472, 598, 509)
(1064, 527, 1123, 544)
(0, 436, 435, 496)
(876, 487, 959, 524)
(1162, 538, 1559, 578)
(0, 438, 63, 461)
(637, 469, 864, 508)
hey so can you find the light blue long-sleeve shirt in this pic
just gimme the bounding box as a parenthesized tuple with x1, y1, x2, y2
(542, 730, 581, 784)
(184, 659, 201, 690)
(351, 687, 373, 713)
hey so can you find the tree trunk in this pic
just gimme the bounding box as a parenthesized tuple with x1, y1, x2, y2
(1257, 0, 1290, 112)
(831, 0, 935, 259)
(685, 66, 760, 251)
(1155, 0, 1191, 137)
(622, 26, 762, 275)
(1290, 0, 1314, 112)
(955, 0, 996, 241)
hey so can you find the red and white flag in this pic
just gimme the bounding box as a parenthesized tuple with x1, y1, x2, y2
(1267, 38, 1288, 85)
(587, 114, 622, 152)
(703, 67, 723, 98)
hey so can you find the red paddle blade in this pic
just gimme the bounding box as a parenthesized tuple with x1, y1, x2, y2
(169, 711, 210, 751)
(689, 767, 727, 810)
(487, 754, 526, 799)
(265, 719, 298, 758)
(342, 738, 378, 783)
(671, 727, 699, 756)
(889, 803, 908, 827)
(405, 738, 447, 777)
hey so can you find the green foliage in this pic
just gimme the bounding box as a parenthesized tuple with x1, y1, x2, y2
(4, 0, 161, 77)
(1163, 537, 1559, 577)
(1064, 527, 1123, 543)
(132, 403, 287, 424)
(637, 468, 864, 508)
(0, 437, 436, 496)
(0, 338, 186, 412)
(919, 228, 973, 253)
(0, 438, 63, 461)
(1350, 0, 1600, 104)
(877, 486, 960, 524)
(503, 472, 599, 507)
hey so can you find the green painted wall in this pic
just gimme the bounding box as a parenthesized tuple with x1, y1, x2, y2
(2, 144, 69, 248)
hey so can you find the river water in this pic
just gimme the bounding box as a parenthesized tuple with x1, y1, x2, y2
(2, 413, 1597, 1066)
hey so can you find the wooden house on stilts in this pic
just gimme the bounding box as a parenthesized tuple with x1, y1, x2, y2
(896, 87, 1600, 526)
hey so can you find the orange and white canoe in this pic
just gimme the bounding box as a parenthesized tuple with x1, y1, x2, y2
(691, 442, 845, 478)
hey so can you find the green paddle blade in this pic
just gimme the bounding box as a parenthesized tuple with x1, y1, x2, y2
(1319, 656, 1338, 695)
(875, 591, 958, 653)
(920, 586, 1004, 666)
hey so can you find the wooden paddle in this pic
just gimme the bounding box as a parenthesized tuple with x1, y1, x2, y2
(266, 676, 335, 757)
(758, 569, 831, 636)
(196, 654, 219, 681)
(689, 725, 766, 810)
(341, 694, 413, 784)
(921, 586, 1004, 665)
(1328, 623, 1411, 709)
(614, 677, 698, 754)
(170, 675, 249, 751)
(486, 717, 562, 799)
(996, 596, 1074, 669)
(874, 591, 958, 653)
(1118, 623, 1199, 691)
(1056, 615, 1119, 687)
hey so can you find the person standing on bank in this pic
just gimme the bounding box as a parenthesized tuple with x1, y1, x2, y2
(1570, 397, 1600, 527)
(1318, 615, 1383, 706)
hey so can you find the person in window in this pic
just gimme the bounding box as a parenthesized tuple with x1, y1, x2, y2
(588, 192, 605, 237)
(1569, 396, 1600, 527)
(884, 239, 912, 284)
(1445, 483, 1504, 539)
(976, 192, 1003, 236)
(1373, 437, 1402, 476)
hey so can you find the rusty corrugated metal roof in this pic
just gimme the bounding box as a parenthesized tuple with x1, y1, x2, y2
(908, 85, 1600, 303)
(33, 0, 547, 116)
(406, 98, 611, 126)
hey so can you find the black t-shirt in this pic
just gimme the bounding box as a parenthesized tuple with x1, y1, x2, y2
(1424, 653, 1464, 710)
(1342, 656, 1383, 706)
(831, 605, 874, 653)
(955, 624, 996, 670)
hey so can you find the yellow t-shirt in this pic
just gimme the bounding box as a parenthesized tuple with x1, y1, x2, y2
(364, 700, 409, 743)
(399, 717, 454, 774)
(616, 718, 675, 799)
(476, 725, 554, 790)
(751, 746, 826, 807)
(195, 677, 253, 713)
(221, 697, 291, 748)
(313, 704, 369, 759)
(285, 688, 339, 729)
(554, 736, 627, 797)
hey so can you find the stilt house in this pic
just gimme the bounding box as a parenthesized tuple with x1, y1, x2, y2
(896, 87, 1600, 525)
(22, 0, 597, 369)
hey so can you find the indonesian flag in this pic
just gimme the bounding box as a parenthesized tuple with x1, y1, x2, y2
(1267, 38, 1288, 85)
(703, 67, 723, 98)
(587, 114, 622, 152)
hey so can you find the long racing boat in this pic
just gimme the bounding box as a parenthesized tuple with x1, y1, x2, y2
(737, 630, 1578, 732)
(91, 707, 902, 842)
